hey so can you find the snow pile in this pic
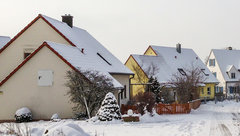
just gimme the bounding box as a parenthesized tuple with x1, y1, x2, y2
(43, 122, 90, 136)
(140, 111, 168, 123)
(51, 113, 61, 122)
(15, 107, 32, 122)
(97, 92, 121, 121)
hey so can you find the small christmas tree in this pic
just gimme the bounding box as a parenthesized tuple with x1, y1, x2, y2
(97, 92, 121, 121)
(146, 76, 161, 103)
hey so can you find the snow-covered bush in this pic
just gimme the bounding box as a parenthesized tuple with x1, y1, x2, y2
(15, 107, 32, 123)
(97, 92, 121, 121)
(51, 113, 61, 122)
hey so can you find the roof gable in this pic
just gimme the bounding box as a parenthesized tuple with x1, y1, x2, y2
(0, 42, 123, 88)
(212, 49, 240, 81)
(0, 14, 133, 75)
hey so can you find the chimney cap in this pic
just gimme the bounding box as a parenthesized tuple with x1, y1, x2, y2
(227, 46, 232, 50)
(176, 43, 181, 53)
(62, 14, 73, 27)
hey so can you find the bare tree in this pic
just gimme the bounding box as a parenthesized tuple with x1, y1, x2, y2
(65, 69, 116, 118)
(169, 65, 206, 104)
(145, 62, 159, 77)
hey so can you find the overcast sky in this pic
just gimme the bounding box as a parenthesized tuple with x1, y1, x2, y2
(1, 0, 240, 63)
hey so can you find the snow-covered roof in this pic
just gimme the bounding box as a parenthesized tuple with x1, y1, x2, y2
(132, 46, 218, 84)
(46, 41, 123, 88)
(212, 49, 240, 81)
(41, 15, 133, 75)
(0, 36, 10, 49)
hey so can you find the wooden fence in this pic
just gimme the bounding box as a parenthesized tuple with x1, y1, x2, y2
(121, 99, 201, 115)
(189, 99, 201, 110)
(155, 103, 191, 114)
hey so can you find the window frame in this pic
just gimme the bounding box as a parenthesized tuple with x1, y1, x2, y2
(231, 73, 236, 79)
(209, 59, 215, 66)
(207, 87, 211, 95)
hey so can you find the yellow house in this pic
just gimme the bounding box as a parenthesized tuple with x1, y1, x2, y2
(125, 45, 219, 100)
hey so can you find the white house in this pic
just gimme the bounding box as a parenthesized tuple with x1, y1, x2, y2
(0, 14, 133, 120)
(207, 47, 240, 97)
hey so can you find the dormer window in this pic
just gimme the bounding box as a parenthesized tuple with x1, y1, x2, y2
(97, 52, 112, 65)
(209, 59, 215, 66)
(178, 68, 186, 76)
(201, 69, 209, 76)
(231, 73, 236, 79)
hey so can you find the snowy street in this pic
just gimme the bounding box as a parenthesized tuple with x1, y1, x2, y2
(1, 101, 240, 136)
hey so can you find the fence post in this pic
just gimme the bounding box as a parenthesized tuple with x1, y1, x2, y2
(173, 104, 176, 114)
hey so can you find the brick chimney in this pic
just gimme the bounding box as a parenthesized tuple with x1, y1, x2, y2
(62, 14, 73, 28)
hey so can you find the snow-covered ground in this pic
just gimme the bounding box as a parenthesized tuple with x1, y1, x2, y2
(1, 100, 240, 136)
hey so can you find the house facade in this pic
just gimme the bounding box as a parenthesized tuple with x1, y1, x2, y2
(207, 47, 240, 97)
(0, 14, 133, 120)
(125, 44, 219, 100)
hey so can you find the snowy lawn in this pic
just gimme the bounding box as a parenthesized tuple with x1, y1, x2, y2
(1, 100, 240, 136)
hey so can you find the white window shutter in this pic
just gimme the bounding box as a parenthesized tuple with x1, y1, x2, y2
(38, 70, 53, 86)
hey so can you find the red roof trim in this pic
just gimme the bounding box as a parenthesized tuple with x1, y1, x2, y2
(0, 14, 77, 55)
(0, 42, 88, 87)
(0, 15, 41, 54)
(39, 15, 77, 47)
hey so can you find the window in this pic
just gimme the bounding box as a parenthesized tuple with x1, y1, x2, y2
(97, 53, 111, 65)
(178, 68, 186, 76)
(201, 69, 209, 76)
(231, 73, 236, 79)
(209, 59, 215, 66)
(212, 72, 217, 77)
(229, 86, 236, 94)
(207, 87, 211, 95)
(201, 88, 204, 94)
(24, 48, 34, 59)
(219, 87, 223, 92)
(38, 70, 53, 86)
(24, 53, 31, 59)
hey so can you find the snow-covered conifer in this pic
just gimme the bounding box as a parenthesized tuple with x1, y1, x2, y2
(97, 92, 121, 121)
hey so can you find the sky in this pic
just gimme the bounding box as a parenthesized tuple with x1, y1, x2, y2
(1, 0, 240, 63)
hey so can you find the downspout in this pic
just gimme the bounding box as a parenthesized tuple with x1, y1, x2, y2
(129, 74, 135, 100)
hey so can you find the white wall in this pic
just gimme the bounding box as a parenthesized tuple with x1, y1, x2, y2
(0, 46, 74, 120)
(207, 51, 226, 93)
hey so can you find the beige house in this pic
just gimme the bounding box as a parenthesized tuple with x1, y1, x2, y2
(0, 14, 133, 120)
